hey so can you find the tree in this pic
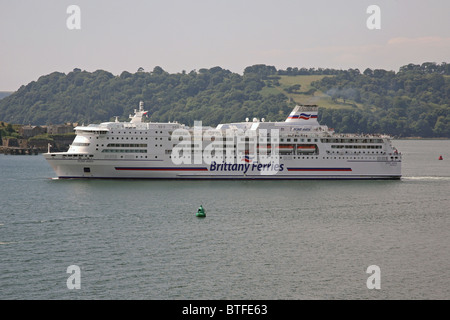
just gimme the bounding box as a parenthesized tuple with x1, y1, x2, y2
(363, 68, 373, 76)
(6, 123, 14, 134)
(152, 66, 165, 75)
(244, 64, 277, 79)
(120, 71, 132, 79)
(413, 119, 433, 137)
(433, 116, 450, 137)
(285, 84, 301, 93)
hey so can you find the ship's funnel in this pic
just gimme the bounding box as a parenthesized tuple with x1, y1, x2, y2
(285, 105, 319, 125)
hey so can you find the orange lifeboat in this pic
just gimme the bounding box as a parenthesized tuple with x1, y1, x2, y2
(297, 144, 316, 153)
(276, 145, 294, 153)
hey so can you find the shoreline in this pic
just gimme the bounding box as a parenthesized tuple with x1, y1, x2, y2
(394, 137, 450, 140)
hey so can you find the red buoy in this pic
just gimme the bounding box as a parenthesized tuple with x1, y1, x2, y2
(439, 155, 443, 160)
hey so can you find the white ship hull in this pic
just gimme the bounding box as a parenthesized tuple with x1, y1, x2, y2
(44, 103, 402, 180)
(44, 156, 401, 180)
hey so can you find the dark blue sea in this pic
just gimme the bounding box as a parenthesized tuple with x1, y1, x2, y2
(1, 140, 449, 300)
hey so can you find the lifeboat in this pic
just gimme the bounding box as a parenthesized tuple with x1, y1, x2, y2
(276, 145, 294, 153)
(297, 144, 316, 153)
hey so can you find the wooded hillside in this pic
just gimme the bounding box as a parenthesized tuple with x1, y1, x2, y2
(0, 63, 448, 137)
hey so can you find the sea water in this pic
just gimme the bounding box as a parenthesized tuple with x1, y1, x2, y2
(1, 140, 449, 299)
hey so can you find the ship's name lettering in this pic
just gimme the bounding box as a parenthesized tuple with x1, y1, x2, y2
(209, 162, 284, 174)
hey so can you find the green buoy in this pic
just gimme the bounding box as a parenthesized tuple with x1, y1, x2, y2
(196, 205, 206, 218)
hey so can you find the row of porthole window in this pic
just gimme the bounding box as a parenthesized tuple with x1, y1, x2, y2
(110, 131, 164, 134)
(102, 149, 147, 153)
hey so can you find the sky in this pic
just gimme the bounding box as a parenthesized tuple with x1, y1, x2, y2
(1, 0, 449, 91)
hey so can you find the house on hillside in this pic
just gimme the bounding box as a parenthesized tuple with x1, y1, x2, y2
(46, 123, 74, 135)
(19, 125, 46, 138)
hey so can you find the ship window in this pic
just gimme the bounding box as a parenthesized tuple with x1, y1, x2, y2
(72, 143, 90, 147)
(83, 167, 90, 173)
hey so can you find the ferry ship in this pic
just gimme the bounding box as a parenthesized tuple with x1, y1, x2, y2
(44, 102, 401, 179)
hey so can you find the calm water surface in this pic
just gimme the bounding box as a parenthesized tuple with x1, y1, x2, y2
(1, 140, 449, 299)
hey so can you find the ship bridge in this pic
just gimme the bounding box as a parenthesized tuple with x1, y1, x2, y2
(74, 123, 110, 134)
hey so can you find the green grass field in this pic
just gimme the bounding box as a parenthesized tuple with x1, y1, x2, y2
(262, 75, 362, 110)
